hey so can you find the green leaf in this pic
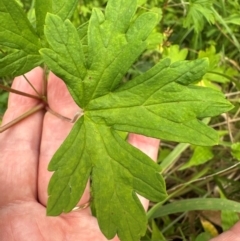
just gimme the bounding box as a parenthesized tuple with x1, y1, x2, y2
(211, 7, 240, 51)
(0, 0, 40, 52)
(51, 0, 79, 21)
(0, 0, 42, 76)
(84, 4, 159, 106)
(40, 13, 87, 105)
(163, 45, 188, 62)
(224, 14, 240, 25)
(219, 191, 240, 231)
(183, 0, 215, 33)
(77, 21, 88, 53)
(86, 58, 232, 146)
(180, 146, 214, 170)
(48, 117, 166, 241)
(40, 1, 233, 240)
(221, 210, 239, 231)
(231, 142, 240, 160)
(47, 118, 92, 214)
(35, 0, 78, 38)
(160, 143, 190, 172)
(198, 45, 238, 84)
(148, 198, 240, 219)
(0, 50, 42, 77)
(0, 91, 8, 115)
(195, 232, 212, 241)
(151, 220, 166, 241)
(35, 0, 52, 38)
(41, 1, 160, 107)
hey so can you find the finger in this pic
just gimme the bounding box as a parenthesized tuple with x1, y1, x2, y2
(38, 73, 90, 210)
(0, 67, 44, 206)
(210, 221, 240, 241)
(128, 133, 160, 211)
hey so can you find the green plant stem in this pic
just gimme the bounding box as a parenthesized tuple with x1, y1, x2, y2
(0, 103, 45, 133)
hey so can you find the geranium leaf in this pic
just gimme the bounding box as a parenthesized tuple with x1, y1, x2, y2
(0, 0, 40, 52)
(0, 0, 78, 77)
(47, 118, 92, 214)
(86, 58, 232, 146)
(0, 50, 42, 77)
(40, 2, 160, 107)
(84, 3, 159, 106)
(47, 117, 166, 241)
(39, 0, 233, 240)
(40, 13, 86, 105)
(0, 0, 42, 76)
(35, 0, 52, 38)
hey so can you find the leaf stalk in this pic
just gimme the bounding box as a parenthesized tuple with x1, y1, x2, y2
(0, 103, 45, 133)
(0, 84, 46, 102)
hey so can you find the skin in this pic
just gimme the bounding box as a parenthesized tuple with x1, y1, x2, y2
(0, 68, 239, 241)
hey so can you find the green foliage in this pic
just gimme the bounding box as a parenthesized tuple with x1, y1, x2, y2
(183, 0, 215, 33)
(0, 91, 8, 117)
(0, 0, 42, 76)
(221, 210, 239, 231)
(148, 198, 240, 219)
(195, 232, 212, 241)
(0, 0, 78, 77)
(162, 45, 188, 62)
(180, 146, 214, 169)
(151, 220, 166, 241)
(231, 142, 240, 160)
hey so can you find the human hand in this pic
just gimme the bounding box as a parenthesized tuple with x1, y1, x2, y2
(0, 68, 160, 241)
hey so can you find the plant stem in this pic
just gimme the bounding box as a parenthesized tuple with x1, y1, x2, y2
(0, 103, 45, 133)
(23, 74, 42, 97)
(211, 117, 240, 127)
(0, 84, 43, 101)
(46, 106, 83, 123)
(42, 65, 48, 101)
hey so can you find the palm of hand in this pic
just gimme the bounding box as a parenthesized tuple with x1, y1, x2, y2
(0, 68, 159, 241)
(1, 200, 118, 241)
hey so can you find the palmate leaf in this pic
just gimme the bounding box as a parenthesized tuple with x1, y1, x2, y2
(39, 0, 233, 240)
